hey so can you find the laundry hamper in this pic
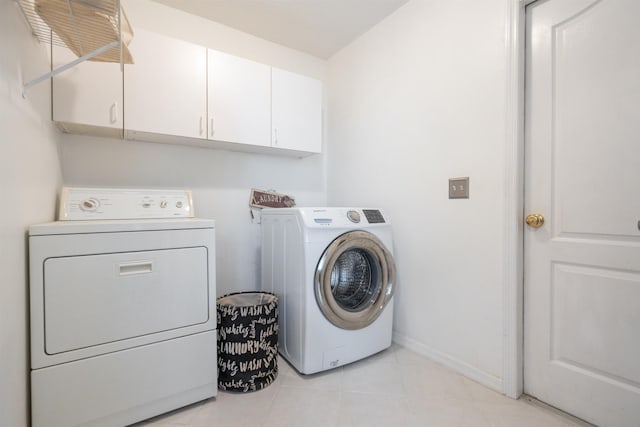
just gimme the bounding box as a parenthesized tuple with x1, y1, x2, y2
(216, 292, 279, 392)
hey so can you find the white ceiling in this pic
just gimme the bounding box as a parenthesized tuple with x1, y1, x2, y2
(150, 0, 409, 59)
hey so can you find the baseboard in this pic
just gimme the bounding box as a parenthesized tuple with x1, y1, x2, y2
(392, 331, 504, 394)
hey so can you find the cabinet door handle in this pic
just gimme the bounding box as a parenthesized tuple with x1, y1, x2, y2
(199, 116, 204, 136)
(210, 117, 214, 137)
(110, 101, 118, 124)
(273, 127, 278, 145)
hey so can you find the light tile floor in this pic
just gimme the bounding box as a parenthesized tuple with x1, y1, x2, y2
(135, 344, 589, 427)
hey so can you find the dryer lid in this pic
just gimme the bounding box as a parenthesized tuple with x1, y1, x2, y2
(29, 218, 215, 236)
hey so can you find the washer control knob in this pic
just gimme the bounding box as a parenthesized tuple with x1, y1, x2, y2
(176, 201, 184, 209)
(347, 210, 361, 223)
(160, 200, 168, 208)
(80, 198, 99, 211)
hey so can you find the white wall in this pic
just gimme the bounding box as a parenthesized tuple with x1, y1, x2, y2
(0, 2, 63, 426)
(61, 136, 325, 295)
(60, 0, 328, 296)
(327, 0, 509, 389)
(122, 0, 325, 80)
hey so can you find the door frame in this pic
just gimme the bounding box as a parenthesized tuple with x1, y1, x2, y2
(502, 0, 538, 399)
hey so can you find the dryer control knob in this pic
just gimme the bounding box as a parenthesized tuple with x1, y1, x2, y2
(80, 198, 99, 211)
(347, 210, 361, 223)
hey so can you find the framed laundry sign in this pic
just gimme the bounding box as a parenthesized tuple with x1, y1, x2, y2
(249, 188, 295, 208)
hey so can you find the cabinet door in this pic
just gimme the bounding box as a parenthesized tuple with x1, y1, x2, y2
(52, 45, 123, 137)
(272, 68, 322, 153)
(125, 29, 207, 139)
(208, 49, 271, 147)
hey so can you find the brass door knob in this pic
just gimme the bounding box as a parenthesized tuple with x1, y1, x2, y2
(525, 213, 545, 228)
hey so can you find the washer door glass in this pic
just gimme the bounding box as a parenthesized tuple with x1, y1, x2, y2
(330, 248, 379, 312)
(315, 231, 396, 330)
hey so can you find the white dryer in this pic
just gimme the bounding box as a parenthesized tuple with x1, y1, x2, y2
(261, 207, 396, 374)
(29, 188, 217, 427)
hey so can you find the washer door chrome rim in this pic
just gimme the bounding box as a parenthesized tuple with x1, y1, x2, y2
(315, 230, 396, 330)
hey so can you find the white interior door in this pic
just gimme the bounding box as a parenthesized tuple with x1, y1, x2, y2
(524, 0, 640, 425)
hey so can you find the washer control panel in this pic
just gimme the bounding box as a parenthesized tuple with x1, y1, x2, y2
(305, 208, 388, 228)
(362, 209, 386, 224)
(59, 187, 194, 220)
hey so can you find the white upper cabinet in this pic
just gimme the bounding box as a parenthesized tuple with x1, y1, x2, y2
(207, 49, 271, 147)
(52, 44, 123, 138)
(125, 28, 207, 139)
(272, 67, 322, 153)
(50, 28, 322, 156)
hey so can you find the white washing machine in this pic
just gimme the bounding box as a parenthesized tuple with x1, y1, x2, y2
(29, 188, 217, 427)
(261, 207, 396, 374)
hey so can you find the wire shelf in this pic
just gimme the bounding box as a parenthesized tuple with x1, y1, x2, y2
(16, 0, 133, 94)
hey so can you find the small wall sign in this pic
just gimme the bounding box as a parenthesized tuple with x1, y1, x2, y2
(249, 188, 296, 208)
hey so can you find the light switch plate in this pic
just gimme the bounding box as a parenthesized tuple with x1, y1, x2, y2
(449, 177, 469, 199)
